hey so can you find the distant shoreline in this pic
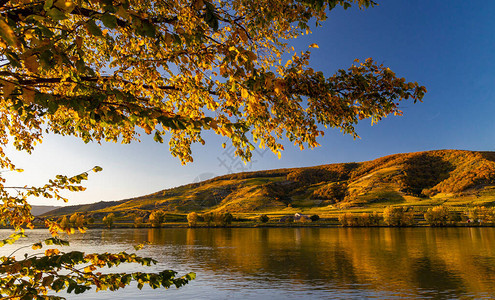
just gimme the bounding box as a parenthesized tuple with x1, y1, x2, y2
(6, 222, 495, 230)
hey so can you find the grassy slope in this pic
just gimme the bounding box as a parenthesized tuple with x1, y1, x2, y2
(46, 150, 495, 219)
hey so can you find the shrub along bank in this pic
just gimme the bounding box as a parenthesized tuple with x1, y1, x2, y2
(34, 206, 495, 230)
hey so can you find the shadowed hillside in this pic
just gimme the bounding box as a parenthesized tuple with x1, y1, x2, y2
(46, 150, 495, 218)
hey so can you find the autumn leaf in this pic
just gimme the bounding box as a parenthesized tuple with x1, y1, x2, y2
(54, 0, 75, 13)
(238, 30, 248, 42)
(25, 55, 40, 73)
(241, 88, 249, 99)
(22, 88, 36, 103)
(0, 18, 18, 47)
(1, 80, 15, 98)
(45, 248, 60, 256)
(32, 242, 43, 250)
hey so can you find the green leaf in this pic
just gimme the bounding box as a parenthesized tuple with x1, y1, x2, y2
(101, 14, 118, 29)
(86, 20, 103, 36)
(44, 237, 70, 246)
(103, 4, 117, 13)
(153, 131, 163, 143)
(75, 59, 86, 73)
(51, 278, 65, 291)
(67, 282, 76, 294)
(44, 0, 54, 11)
(40, 50, 55, 69)
(38, 24, 55, 37)
(131, 18, 155, 37)
(47, 7, 67, 21)
(186, 272, 196, 280)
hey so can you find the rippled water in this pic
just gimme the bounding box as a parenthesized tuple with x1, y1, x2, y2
(2, 227, 495, 299)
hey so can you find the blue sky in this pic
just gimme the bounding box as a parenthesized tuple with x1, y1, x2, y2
(5, 0, 495, 205)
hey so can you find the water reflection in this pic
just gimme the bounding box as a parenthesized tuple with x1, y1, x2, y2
(1, 227, 495, 299)
(131, 227, 495, 298)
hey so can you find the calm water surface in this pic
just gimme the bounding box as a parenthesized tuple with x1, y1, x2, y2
(1, 227, 495, 299)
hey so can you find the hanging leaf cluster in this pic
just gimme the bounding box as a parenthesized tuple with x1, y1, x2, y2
(0, 167, 195, 299)
(0, 0, 425, 163)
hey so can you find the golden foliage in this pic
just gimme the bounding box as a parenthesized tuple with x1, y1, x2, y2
(102, 213, 115, 228)
(0, 0, 426, 296)
(469, 206, 495, 224)
(187, 212, 198, 227)
(349, 150, 495, 197)
(287, 164, 355, 185)
(313, 182, 347, 202)
(382, 206, 414, 227)
(338, 212, 380, 227)
(149, 210, 166, 227)
(0, 0, 424, 164)
(424, 206, 450, 226)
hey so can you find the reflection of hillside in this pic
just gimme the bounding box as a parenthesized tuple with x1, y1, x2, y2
(140, 228, 495, 298)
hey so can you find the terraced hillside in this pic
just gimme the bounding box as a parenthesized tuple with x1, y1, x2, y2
(46, 150, 495, 218)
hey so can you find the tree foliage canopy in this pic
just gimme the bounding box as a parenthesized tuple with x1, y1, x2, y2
(0, 0, 425, 163)
(0, 0, 426, 298)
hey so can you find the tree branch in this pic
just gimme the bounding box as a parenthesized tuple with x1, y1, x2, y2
(10, 75, 218, 96)
(70, 6, 178, 27)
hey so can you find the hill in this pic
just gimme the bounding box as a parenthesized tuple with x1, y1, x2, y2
(45, 150, 495, 219)
(31, 206, 60, 216)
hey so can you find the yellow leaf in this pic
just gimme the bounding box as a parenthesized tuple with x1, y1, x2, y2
(241, 88, 249, 99)
(45, 249, 60, 256)
(142, 123, 153, 134)
(309, 43, 319, 49)
(84, 265, 97, 273)
(0, 19, 18, 47)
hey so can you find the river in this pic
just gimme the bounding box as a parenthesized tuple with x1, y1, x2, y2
(1, 227, 495, 299)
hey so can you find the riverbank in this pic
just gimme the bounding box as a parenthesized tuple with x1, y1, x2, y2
(13, 220, 495, 230)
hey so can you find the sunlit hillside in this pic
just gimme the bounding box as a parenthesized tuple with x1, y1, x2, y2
(46, 150, 495, 218)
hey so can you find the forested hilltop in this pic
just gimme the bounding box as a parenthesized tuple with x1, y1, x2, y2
(45, 150, 495, 220)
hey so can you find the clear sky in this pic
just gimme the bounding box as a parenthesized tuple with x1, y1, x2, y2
(5, 0, 495, 206)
